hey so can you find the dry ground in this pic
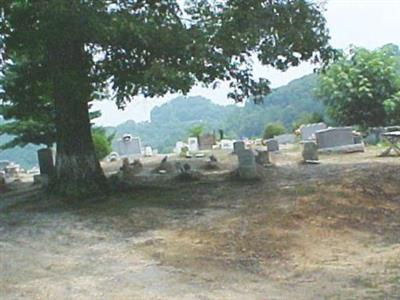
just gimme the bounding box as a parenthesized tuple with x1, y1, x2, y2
(1, 147, 400, 299)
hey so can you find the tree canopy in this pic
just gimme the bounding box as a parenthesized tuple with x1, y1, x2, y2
(316, 45, 400, 129)
(0, 0, 333, 195)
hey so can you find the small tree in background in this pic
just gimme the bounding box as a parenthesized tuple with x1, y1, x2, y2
(263, 122, 286, 139)
(188, 124, 205, 140)
(316, 46, 400, 129)
(92, 128, 115, 161)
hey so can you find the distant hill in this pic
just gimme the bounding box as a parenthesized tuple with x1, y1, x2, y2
(0, 73, 324, 166)
(109, 73, 324, 153)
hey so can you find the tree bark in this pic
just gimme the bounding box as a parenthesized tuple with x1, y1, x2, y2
(50, 42, 107, 197)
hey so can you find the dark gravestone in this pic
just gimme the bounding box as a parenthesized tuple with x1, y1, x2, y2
(266, 139, 279, 152)
(302, 141, 318, 161)
(199, 133, 216, 150)
(37, 148, 55, 178)
(237, 149, 258, 179)
(233, 141, 245, 154)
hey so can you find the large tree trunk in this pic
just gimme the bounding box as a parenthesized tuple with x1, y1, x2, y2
(50, 42, 107, 197)
(53, 95, 107, 197)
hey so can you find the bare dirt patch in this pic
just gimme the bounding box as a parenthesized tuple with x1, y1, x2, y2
(1, 147, 400, 299)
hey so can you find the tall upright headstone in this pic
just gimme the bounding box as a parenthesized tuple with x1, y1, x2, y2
(237, 149, 258, 179)
(188, 137, 199, 152)
(234, 141, 258, 179)
(302, 141, 318, 161)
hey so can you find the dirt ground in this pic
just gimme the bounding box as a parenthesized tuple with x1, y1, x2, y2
(1, 146, 400, 299)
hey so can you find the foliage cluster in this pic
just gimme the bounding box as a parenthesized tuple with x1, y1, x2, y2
(316, 44, 400, 129)
(263, 123, 286, 139)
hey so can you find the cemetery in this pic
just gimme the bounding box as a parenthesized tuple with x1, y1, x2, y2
(1, 1, 400, 299)
(2, 131, 400, 299)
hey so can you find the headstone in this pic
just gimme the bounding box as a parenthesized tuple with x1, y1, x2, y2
(199, 133, 216, 150)
(144, 146, 153, 157)
(316, 127, 354, 149)
(220, 139, 234, 151)
(302, 141, 318, 161)
(266, 139, 279, 152)
(300, 123, 327, 140)
(366, 126, 400, 145)
(365, 127, 385, 145)
(237, 149, 258, 179)
(188, 137, 199, 152)
(353, 133, 363, 145)
(175, 141, 187, 154)
(233, 141, 245, 154)
(117, 134, 142, 156)
(108, 152, 120, 162)
(274, 134, 297, 144)
(255, 150, 270, 166)
(316, 127, 364, 152)
(37, 148, 55, 180)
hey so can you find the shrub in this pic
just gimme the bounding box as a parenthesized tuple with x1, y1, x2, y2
(263, 122, 286, 139)
(92, 127, 114, 160)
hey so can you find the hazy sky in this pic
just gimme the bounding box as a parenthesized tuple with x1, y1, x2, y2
(94, 0, 400, 126)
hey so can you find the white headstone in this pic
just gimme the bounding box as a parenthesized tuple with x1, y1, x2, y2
(188, 137, 199, 152)
(144, 146, 153, 157)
